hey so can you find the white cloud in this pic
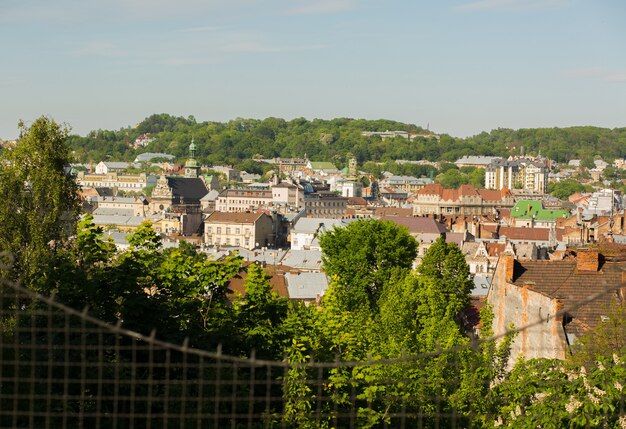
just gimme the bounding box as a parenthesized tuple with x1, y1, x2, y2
(0, 78, 27, 88)
(285, 0, 357, 15)
(456, 0, 566, 11)
(560, 68, 605, 79)
(605, 73, 626, 83)
(73, 41, 129, 58)
(561, 68, 626, 83)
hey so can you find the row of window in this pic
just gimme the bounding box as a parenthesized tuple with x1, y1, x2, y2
(206, 226, 251, 235)
(206, 237, 249, 246)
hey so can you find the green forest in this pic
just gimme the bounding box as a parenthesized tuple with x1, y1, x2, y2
(67, 114, 626, 171)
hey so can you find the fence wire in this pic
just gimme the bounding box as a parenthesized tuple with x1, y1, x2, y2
(0, 273, 623, 429)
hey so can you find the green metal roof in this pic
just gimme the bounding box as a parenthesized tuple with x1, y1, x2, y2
(309, 161, 337, 170)
(511, 200, 569, 221)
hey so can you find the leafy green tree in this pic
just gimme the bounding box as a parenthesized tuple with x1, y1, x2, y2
(319, 219, 418, 311)
(487, 354, 626, 428)
(233, 263, 289, 358)
(570, 302, 626, 368)
(0, 117, 80, 287)
(548, 179, 588, 200)
(74, 215, 116, 268)
(418, 237, 473, 314)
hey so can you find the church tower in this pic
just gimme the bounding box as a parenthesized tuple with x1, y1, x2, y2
(184, 140, 200, 178)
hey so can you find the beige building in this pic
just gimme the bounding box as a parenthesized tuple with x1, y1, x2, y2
(77, 171, 157, 192)
(215, 189, 274, 212)
(412, 184, 514, 216)
(485, 158, 549, 194)
(204, 211, 274, 249)
(272, 182, 305, 212)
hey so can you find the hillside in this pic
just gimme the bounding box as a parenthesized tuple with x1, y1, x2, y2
(67, 114, 626, 168)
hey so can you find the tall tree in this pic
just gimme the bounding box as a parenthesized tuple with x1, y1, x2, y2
(318, 219, 418, 311)
(0, 117, 80, 286)
(418, 237, 473, 314)
(234, 263, 289, 358)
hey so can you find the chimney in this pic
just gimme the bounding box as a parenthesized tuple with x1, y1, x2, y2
(577, 249, 599, 272)
(503, 254, 515, 283)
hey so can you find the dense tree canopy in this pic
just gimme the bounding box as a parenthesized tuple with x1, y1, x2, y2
(66, 114, 626, 174)
(0, 117, 80, 286)
(318, 219, 418, 311)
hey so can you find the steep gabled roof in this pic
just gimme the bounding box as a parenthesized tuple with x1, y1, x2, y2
(498, 226, 550, 241)
(166, 177, 208, 204)
(510, 257, 625, 332)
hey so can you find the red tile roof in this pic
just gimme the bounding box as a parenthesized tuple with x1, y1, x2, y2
(511, 257, 625, 332)
(498, 226, 550, 241)
(381, 215, 448, 234)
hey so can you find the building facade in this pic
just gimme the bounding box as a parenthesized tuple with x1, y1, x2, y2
(412, 184, 514, 216)
(204, 211, 274, 249)
(485, 158, 549, 194)
(215, 189, 274, 212)
(76, 171, 157, 192)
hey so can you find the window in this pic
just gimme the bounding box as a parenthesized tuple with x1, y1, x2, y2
(235, 239, 240, 246)
(226, 227, 231, 235)
(226, 238, 231, 245)
(207, 226, 212, 234)
(235, 228, 240, 234)
(217, 227, 222, 234)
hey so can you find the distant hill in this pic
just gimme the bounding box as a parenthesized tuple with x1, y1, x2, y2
(66, 113, 626, 168)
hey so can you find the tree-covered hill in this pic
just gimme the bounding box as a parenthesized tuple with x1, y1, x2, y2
(67, 113, 626, 168)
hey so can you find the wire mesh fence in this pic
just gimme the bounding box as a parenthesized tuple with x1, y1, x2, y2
(0, 273, 624, 428)
(0, 277, 485, 429)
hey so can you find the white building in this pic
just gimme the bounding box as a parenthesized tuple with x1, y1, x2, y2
(290, 217, 347, 250)
(484, 158, 549, 194)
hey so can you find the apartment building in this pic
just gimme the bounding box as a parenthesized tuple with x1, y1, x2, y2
(484, 158, 549, 194)
(204, 211, 274, 249)
(412, 184, 514, 216)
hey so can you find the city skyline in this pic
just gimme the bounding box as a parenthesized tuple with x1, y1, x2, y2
(1, 0, 625, 139)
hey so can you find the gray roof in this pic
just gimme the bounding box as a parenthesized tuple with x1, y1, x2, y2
(103, 161, 136, 169)
(384, 175, 433, 185)
(92, 214, 145, 227)
(200, 189, 220, 201)
(281, 249, 323, 271)
(134, 152, 175, 162)
(471, 275, 492, 297)
(292, 217, 346, 234)
(92, 207, 136, 217)
(166, 177, 209, 204)
(455, 156, 502, 166)
(93, 196, 141, 204)
(235, 248, 288, 264)
(285, 272, 329, 300)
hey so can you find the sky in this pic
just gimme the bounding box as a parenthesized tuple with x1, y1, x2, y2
(1, 0, 625, 139)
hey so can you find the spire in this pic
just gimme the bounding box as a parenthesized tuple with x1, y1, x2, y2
(184, 137, 200, 178)
(189, 137, 197, 160)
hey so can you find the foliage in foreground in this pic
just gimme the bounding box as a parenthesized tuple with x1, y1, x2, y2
(4, 117, 626, 426)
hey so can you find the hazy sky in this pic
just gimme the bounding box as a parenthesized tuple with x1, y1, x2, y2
(1, 0, 625, 139)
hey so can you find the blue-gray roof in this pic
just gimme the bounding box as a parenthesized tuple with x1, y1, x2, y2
(471, 275, 492, 297)
(281, 250, 323, 271)
(134, 152, 175, 162)
(285, 272, 329, 300)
